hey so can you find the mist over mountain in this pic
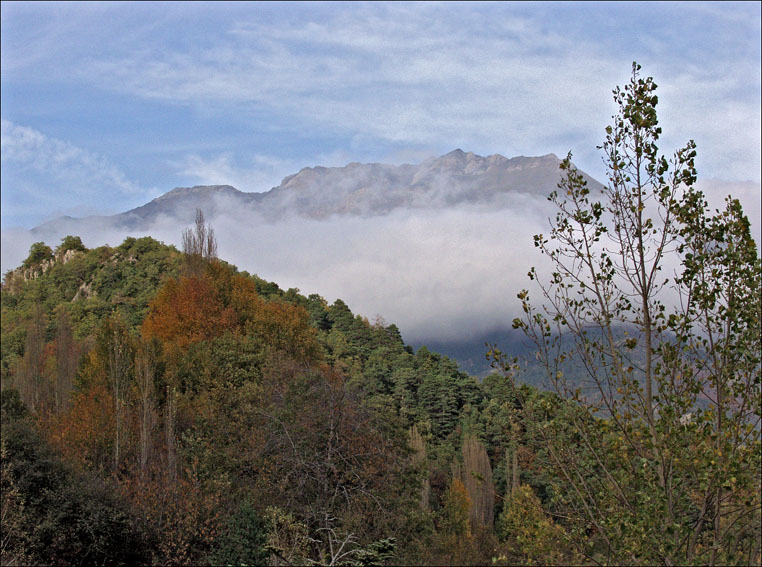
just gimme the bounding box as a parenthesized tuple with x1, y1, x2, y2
(32, 150, 595, 235)
(7, 149, 760, 375)
(0, 150, 625, 373)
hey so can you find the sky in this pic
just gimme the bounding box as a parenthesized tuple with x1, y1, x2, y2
(1, 1, 761, 345)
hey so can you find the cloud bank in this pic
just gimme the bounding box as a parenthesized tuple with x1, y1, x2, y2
(9, 172, 757, 347)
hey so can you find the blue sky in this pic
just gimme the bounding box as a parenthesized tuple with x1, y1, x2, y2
(2, 1, 761, 228)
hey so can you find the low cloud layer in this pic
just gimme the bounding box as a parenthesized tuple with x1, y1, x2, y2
(2, 196, 555, 344)
(3, 177, 758, 347)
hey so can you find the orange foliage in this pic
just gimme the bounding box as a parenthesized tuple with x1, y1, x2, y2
(121, 467, 222, 565)
(144, 267, 319, 360)
(142, 275, 238, 349)
(43, 380, 116, 473)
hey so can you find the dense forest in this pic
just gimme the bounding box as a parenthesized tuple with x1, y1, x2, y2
(2, 65, 760, 566)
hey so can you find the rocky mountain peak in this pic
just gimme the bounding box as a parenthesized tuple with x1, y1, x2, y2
(30, 149, 602, 234)
(154, 185, 241, 202)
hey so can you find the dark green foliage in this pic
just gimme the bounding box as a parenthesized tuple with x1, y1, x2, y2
(22, 241, 53, 268)
(1, 388, 27, 422)
(419, 373, 460, 439)
(1, 408, 150, 566)
(208, 498, 269, 567)
(56, 235, 87, 255)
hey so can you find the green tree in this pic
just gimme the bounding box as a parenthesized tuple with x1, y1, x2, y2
(508, 62, 761, 564)
(419, 373, 459, 440)
(22, 242, 53, 268)
(55, 235, 87, 255)
(208, 497, 269, 566)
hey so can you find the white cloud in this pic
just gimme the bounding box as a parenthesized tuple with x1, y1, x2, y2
(174, 153, 295, 193)
(1, 119, 146, 222)
(65, 4, 757, 187)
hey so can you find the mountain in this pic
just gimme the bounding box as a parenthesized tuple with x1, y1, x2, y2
(33, 150, 602, 234)
(24, 150, 604, 375)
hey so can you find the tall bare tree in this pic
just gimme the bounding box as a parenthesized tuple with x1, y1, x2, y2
(54, 307, 77, 413)
(461, 434, 494, 529)
(165, 385, 178, 485)
(18, 305, 47, 413)
(182, 208, 217, 276)
(135, 339, 159, 477)
(99, 314, 134, 475)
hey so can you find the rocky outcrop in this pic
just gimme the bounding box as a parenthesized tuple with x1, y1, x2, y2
(71, 280, 95, 301)
(2, 249, 84, 294)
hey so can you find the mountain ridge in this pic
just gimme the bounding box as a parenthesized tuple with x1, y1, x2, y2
(32, 149, 599, 234)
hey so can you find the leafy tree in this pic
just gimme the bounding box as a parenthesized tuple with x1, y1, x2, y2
(142, 274, 238, 349)
(419, 373, 459, 440)
(55, 235, 86, 255)
(208, 497, 269, 566)
(22, 242, 53, 268)
(507, 62, 761, 564)
(2, 399, 149, 565)
(499, 484, 565, 565)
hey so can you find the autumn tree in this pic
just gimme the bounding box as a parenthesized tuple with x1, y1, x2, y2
(437, 477, 473, 563)
(461, 434, 494, 530)
(142, 274, 238, 349)
(507, 62, 761, 564)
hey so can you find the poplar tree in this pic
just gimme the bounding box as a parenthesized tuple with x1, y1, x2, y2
(508, 63, 761, 564)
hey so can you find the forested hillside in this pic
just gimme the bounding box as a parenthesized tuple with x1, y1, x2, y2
(1, 228, 560, 565)
(1, 64, 760, 567)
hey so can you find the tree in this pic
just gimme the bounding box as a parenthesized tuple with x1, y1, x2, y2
(97, 314, 134, 475)
(209, 497, 269, 566)
(461, 434, 494, 530)
(507, 62, 761, 564)
(135, 339, 159, 477)
(409, 425, 431, 510)
(55, 235, 86, 256)
(182, 208, 217, 276)
(22, 242, 53, 269)
(17, 306, 47, 413)
(54, 307, 77, 413)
